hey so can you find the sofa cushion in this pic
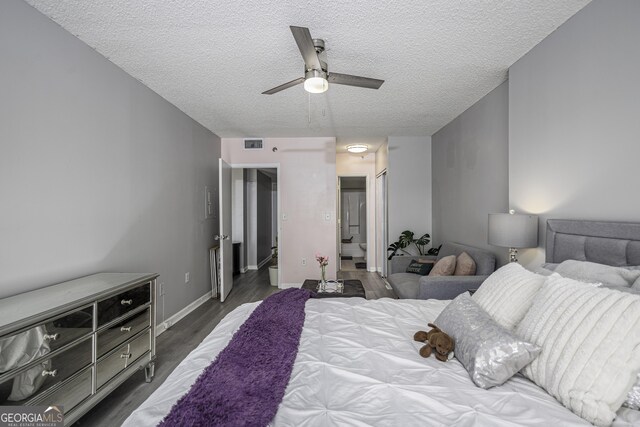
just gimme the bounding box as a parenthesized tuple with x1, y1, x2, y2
(454, 252, 476, 276)
(386, 273, 421, 299)
(437, 242, 496, 275)
(429, 255, 456, 276)
(406, 259, 434, 276)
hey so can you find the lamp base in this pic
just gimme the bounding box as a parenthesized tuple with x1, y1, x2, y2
(509, 248, 518, 263)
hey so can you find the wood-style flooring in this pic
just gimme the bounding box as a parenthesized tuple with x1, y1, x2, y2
(73, 266, 395, 426)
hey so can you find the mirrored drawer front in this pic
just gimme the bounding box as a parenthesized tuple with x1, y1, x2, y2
(0, 306, 93, 374)
(32, 367, 92, 414)
(97, 308, 150, 358)
(97, 330, 150, 389)
(0, 338, 92, 406)
(97, 283, 150, 326)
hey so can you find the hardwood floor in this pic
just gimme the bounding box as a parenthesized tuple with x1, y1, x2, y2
(73, 266, 394, 426)
(338, 269, 397, 299)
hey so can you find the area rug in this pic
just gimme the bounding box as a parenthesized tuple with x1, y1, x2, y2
(341, 255, 353, 260)
(355, 262, 367, 269)
(158, 288, 312, 427)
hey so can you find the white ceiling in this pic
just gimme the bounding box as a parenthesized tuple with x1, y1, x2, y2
(25, 0, 590, 139)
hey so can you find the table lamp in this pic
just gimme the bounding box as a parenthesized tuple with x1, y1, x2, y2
(488, 210, 539, 263)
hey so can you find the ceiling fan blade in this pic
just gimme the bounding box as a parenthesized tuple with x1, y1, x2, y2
(290, 26, 322, 71)
(328, 73, 384, 89)
(262, 77, 305, 95)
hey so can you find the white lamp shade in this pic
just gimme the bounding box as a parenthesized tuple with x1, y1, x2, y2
(488, 213, 539, 248)
(304, 77, 328, 93)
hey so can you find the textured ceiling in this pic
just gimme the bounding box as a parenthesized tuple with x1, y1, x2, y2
(25, 0, 590, 138)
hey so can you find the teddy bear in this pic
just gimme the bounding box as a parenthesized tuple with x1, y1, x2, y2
(413, 323, 454, 362)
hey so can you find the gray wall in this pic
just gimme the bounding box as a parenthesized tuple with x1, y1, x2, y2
(256, 171, 272, 264)
(387, 136, 432, 254)
(0, 0, 221, 321)
(432, 82, 510, 265)
(509, 0, 640, 267)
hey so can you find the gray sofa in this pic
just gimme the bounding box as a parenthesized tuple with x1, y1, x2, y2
(387, 242, 496, 300)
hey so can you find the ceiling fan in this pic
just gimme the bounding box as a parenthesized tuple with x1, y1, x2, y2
(262, 26, 384, 95)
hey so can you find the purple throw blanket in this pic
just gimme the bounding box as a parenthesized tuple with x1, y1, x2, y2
(158, 288, 312, 427)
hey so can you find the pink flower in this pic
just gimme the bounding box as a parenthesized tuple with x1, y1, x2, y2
(315, 253, 329, 267)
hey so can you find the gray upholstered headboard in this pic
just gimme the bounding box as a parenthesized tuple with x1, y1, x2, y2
(546, 219, 640, 266)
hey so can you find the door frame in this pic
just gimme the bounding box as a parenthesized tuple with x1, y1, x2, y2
(229, 163, 282, 287)
(336, 174, 370, 272)
(376, 170, 388, 277)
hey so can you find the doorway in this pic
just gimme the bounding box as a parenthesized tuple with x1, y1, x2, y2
(233, 167, 278, 269)
(338, 176, 368, 272)
(218, 160, 281, 302)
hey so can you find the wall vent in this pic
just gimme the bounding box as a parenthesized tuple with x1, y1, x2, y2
(244, 138, 264, 150)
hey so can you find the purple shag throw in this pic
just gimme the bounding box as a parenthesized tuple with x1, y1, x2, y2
(158, 288, 312, 427)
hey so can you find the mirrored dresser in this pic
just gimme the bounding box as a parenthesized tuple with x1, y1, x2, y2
(0, 273, 158, 425)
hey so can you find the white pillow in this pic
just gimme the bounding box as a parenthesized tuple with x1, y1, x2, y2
(516, 274, 640, 427)
(554, 260, 640, 287)
(472, 263, 546, 331)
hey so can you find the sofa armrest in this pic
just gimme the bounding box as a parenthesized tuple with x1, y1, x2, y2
(417, 275, 489, 300)
(389, 256, 413, 274)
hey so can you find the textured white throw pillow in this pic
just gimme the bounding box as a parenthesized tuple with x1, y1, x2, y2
(516, 274, 640, 427)
(472, 263, 546, 331)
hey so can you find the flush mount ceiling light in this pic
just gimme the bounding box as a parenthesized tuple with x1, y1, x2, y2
(303, 69, 328, 94)
(346, 144, 368, 153)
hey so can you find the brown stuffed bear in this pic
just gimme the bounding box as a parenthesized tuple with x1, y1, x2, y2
(413, 323, 454, 362)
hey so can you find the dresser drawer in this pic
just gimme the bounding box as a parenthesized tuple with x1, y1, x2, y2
(97, 308, 150, 358)
(97, 283, 151, 326)
(0, 306, 93, 374)
(97, 330, 150, 389)
(33, 367, 92, 413)
(0, 337, 92, 406)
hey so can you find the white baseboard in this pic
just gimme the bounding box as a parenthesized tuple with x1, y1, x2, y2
(156, 292, 211, 336)
(240, 266, 249, 273)
(246, 265, 258, 270)
(367, 267, 377, 272)
(279, 282, 302, 289)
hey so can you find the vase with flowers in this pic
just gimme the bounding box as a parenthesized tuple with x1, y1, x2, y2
(315, 254, 329, 290)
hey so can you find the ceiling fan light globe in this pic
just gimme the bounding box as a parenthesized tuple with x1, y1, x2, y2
(347, 144, 368, 153)
(304, 76, 328, 93)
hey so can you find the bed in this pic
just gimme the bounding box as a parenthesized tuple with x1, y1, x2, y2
(123, 219, 640, 426)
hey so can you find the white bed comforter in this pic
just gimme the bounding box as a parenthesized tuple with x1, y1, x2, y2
(123, 298, 640, 426)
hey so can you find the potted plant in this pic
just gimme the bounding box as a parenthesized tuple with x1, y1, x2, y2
(387, 230, 432, 260)
(269, 238, 278, 287)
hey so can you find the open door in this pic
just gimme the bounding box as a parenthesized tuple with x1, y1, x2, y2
(218, 158, 233, 302)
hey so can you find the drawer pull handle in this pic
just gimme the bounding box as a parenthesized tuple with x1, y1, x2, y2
(41, 369, 57, 377)
(121, 299, 133, 306)
(43, 333, 60, 341)
(120, 326, 132, 332)
(120, 353, 132, 359)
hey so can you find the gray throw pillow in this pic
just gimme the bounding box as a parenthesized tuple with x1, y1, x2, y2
(435, 293, 541, 389)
